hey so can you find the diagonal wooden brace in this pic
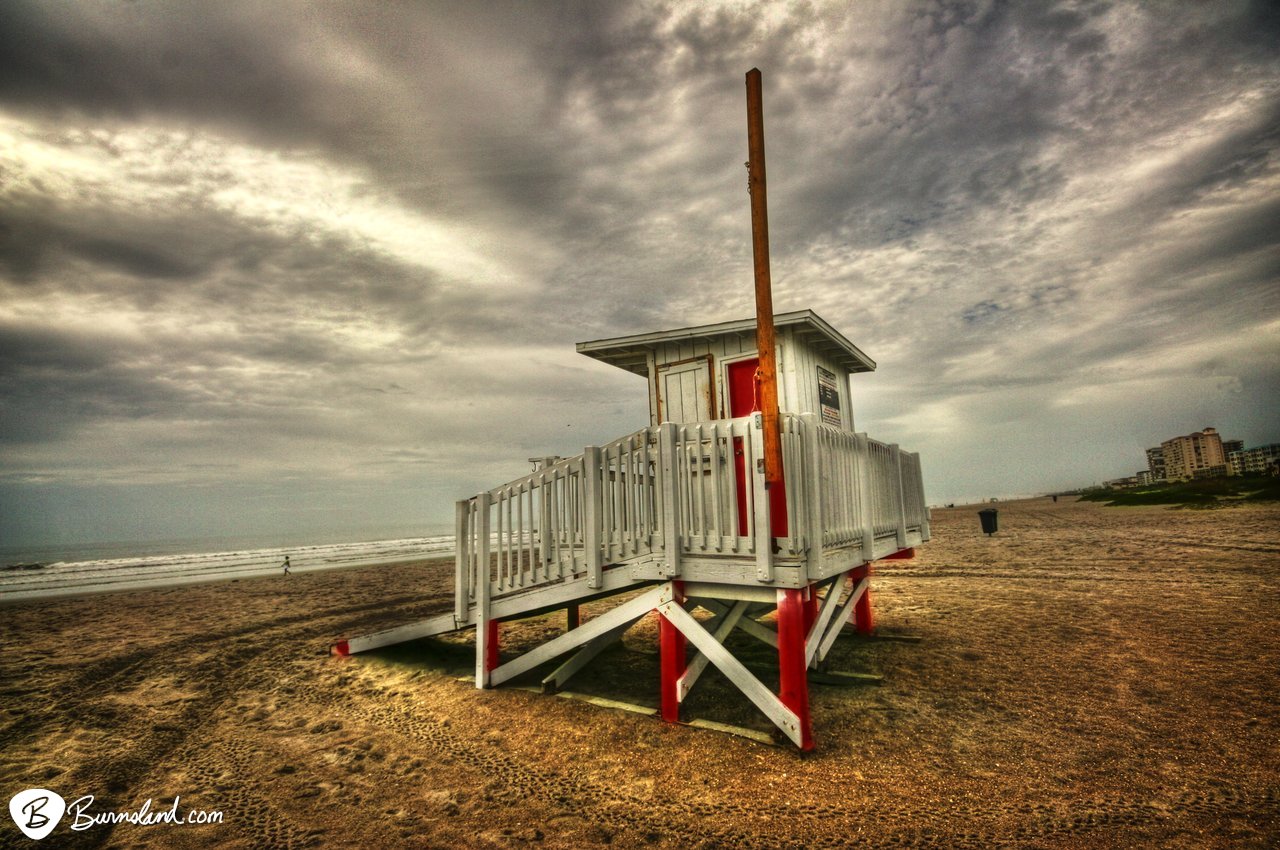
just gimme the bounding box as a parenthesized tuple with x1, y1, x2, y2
(814, 575, 868, 665)
(656, 599, 805, 748)
(541, 613, 650, 694)
(697, 598, 778, 649)
(488, 585, 670, 687)
(805, 576, 848, 668)
(677, 599, 751, 701)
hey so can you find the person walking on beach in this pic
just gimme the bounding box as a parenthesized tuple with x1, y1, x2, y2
(281, 555, 292, 576)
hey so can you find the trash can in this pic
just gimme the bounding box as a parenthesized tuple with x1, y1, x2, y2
(978, 508, 998, 536)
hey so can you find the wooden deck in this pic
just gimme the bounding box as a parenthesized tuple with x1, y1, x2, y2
(333, 411, 928, 748)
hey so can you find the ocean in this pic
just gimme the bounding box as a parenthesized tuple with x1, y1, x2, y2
(0, 531, 456, 603)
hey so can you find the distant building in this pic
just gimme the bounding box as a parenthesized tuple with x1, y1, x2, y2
(1136, 470, 1156, 486)
(1161, 427, 1226, 482)
(1105, 475, 1140, 489)
(1230, 443, 1280, 476)
(1145, 446, 1166, 483)
(1222, 439, 1244, 457)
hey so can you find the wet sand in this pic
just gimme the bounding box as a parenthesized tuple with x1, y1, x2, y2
(2, 497, 1277, 848)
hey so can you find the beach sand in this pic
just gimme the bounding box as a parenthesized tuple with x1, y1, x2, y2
(2, 497, 1277, 848)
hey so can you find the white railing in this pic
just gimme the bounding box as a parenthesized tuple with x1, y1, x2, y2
(454, 414, 929, 619)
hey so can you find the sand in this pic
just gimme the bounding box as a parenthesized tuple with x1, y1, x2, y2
(2, 496, 1277, 848)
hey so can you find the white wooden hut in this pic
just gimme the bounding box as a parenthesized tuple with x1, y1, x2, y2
(577, 309, 873, 430)
(333, 310, 928, 750)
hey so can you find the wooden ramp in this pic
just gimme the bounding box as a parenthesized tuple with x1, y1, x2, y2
(330, 414, 928, 749)
(330, 559, 646, 657)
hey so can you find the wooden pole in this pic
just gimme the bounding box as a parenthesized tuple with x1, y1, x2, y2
(745, 68, 783, 488)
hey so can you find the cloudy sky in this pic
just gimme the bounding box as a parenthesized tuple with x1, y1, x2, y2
(1, 1, 1277, 549)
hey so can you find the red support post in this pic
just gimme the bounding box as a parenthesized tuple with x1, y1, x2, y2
(659, 581, 687, 723)
(777, 587, 815, 751)
(566, 604, 580, 631)
(485, 620, 501, 672)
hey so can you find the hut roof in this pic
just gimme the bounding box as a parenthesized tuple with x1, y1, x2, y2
(576, 309, 876, 378)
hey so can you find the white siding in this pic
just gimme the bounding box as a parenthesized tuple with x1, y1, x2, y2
(644, 329, 855, 431)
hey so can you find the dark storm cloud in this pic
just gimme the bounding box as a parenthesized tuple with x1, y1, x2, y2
(1, 0, 1277, 544)
(0, 210, 203, 282)
(0, 0, 353, 145)
(0, 320, 186, 443)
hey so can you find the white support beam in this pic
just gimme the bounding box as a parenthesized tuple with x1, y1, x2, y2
(698, 598, 778, 649)
(656, 599, 804, 748)
(815, 576, 868, 664)
(677, 599, 750, 701)
(488, 585, 671, 687)
(805, 577, 846, 668)
(684, 582, 778, 604)
(335, 610, 460, 655)
(541, 615, 648, 694)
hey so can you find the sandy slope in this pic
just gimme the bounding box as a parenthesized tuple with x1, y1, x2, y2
(1, 497, 1277, 848)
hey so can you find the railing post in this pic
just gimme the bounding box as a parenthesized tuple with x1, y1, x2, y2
(583, 446, 604, 589)
(455, 499, 472, 624)
(800, 413, 823, 580)
(538, 457, 555, 575)
(658, 422, 681, 578)
(751, 412, 774, 582)
(891, 444, 908, 550)
(475, 491, 493, 688)
(854, 433, 875, 563)
(915, 452, 932, 541)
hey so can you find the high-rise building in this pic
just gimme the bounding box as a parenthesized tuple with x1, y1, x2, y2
(1161, 427, 1226, 481)
(1230, 443, 1280, 476)
(1145, 446, 1166, 483)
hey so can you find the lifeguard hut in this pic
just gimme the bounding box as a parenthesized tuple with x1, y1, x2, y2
(331, 70, 929, 750)
(332, 309, 928, 749)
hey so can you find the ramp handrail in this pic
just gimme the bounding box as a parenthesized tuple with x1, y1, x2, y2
(454, 415, 929, 621)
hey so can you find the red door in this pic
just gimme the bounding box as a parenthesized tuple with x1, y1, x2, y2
(727, 359, 788, 537)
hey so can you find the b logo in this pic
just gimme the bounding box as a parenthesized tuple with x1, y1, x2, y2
(9, 789, 66, 840)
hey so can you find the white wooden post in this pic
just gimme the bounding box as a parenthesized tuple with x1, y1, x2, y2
(751, 412, 774, 582)
(891, 444, 908, 550)
(454, 499, 471, 623)
(583, 446, 604, 589)
(914, 452, 932, 541)
(855, 432, 875, 563)
(474, 491, 492, 688)
(800, 413, 823, 581)
(658, 422, 681, 578)
(538, 458, 555, 575)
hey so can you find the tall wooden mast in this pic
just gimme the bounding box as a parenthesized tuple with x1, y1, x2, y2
(745, 68, 783, 488)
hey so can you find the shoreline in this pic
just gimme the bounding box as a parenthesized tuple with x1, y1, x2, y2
(0, 552, 455, 606)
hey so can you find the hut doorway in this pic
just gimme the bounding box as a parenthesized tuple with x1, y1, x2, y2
(726, 358, 789, 537)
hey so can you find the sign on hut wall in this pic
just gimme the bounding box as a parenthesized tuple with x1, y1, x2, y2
(817, 365, 841, 427)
